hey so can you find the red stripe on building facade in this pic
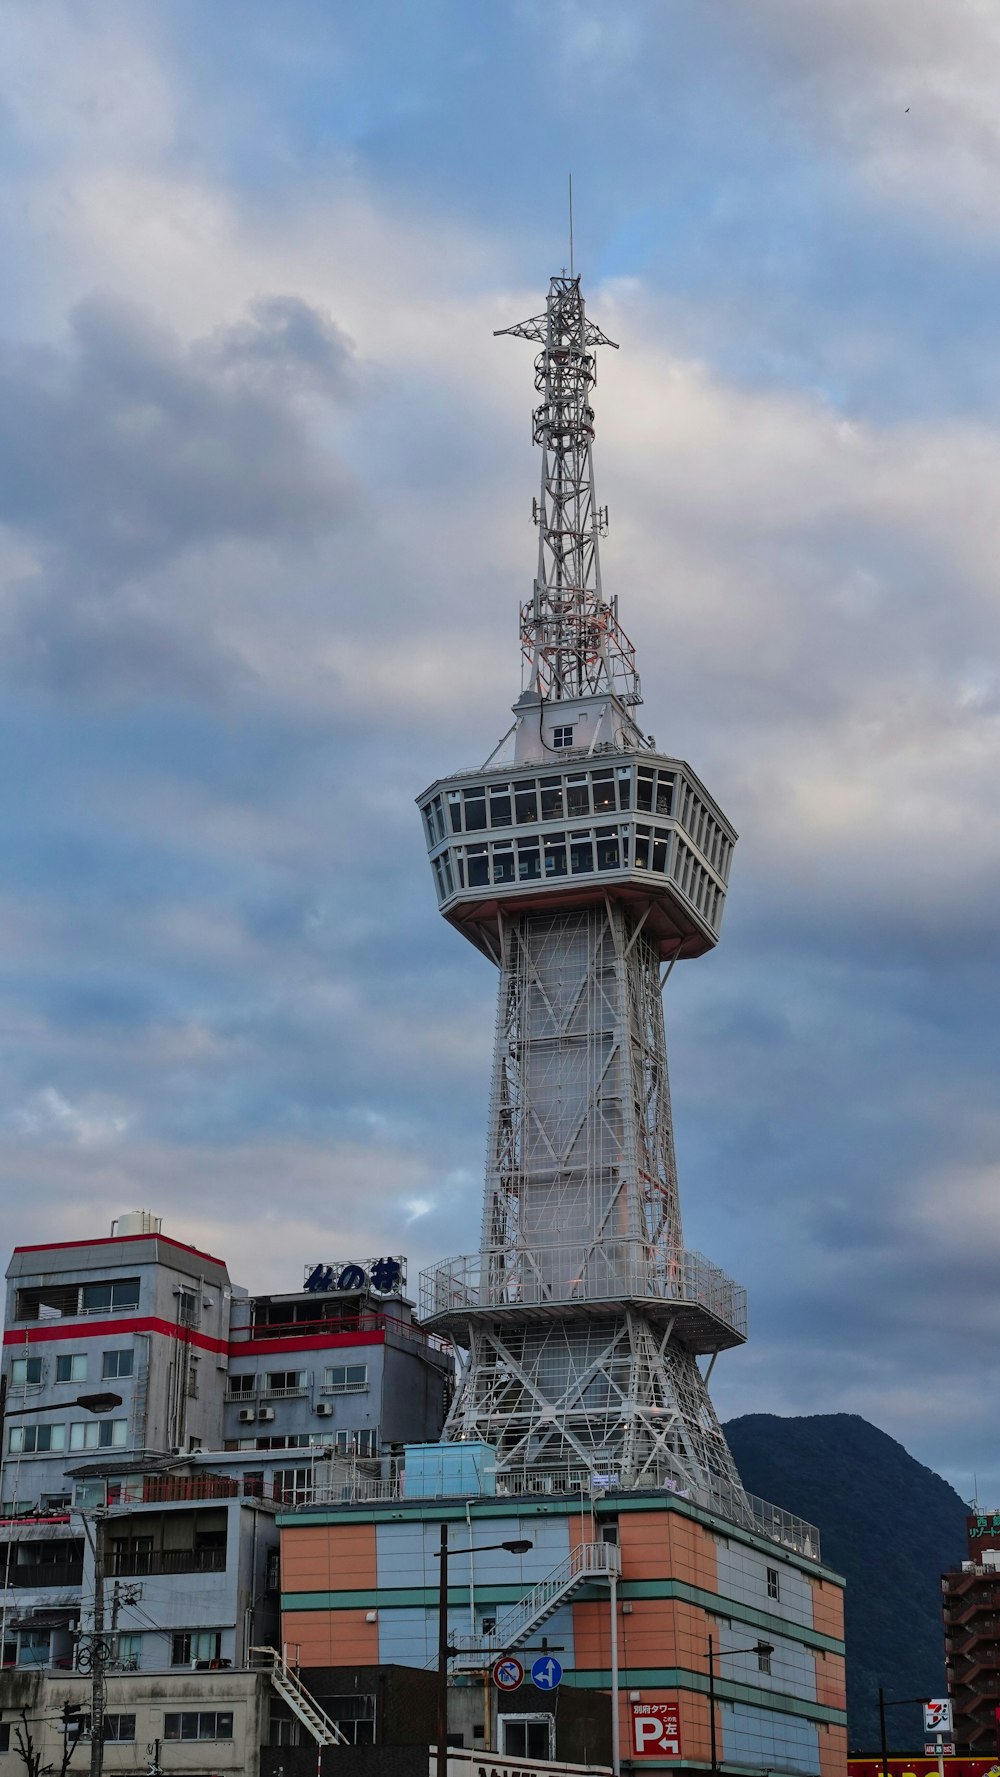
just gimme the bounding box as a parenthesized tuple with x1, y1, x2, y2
(3, 1319, 387, 1358)
(3, 1317, 230, 1355)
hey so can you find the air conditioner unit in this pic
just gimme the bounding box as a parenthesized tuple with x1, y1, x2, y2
(315, 1403, 334, 1418)
(237, 1408, 255, 1424)
(258, 1407, 275, 1422)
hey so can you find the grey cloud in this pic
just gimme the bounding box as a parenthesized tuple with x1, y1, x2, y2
(0, 291, 355, 586)
(202, 295, 356, 398)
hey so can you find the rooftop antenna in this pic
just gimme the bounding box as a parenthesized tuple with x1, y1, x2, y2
(568, 172, 575, 278)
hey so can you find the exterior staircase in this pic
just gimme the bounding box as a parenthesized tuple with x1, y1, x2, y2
(250, 1646, 348, 1746)
(452, 1540, 620, 1669)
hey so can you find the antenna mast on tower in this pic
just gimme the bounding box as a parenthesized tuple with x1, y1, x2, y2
(496, 276, 642, 712)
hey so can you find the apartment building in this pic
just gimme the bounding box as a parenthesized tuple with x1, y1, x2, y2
(0, 1215, 452, 1676)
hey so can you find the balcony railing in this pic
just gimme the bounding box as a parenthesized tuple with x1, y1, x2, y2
(229, 1308, 451, 1356)
(5, 1562, 83, 1589)
(107, 1547, 226, 1577)
(259, 1386, 307, 1401)
(420, 1241, 747, 1345)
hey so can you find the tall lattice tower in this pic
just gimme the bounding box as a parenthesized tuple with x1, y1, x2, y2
(418, 273, 750, 1515)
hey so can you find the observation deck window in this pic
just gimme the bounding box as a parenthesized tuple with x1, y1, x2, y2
(543, 833, 567, 876)
(566, 775, 590, 817)
(570, 833, 594, 875)
(463, 788, 487, 831)
(539, 778, 564, 821)
(637, 767, 654, 811)
(635, 825, 671, 874)
(656, 774, 675, 816)
(595, 828, 620, 870)
(447, 791, 462, 833)
(592, 771, 616, 812)
(466, 843, 489, 888)
(493, 844, 516, 884)
(518, 840, 541, 881)
(514, 781, 538, 823)
(489, 787, 512, 827)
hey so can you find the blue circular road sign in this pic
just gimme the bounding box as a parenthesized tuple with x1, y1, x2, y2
(531, 1655, 563, 1691)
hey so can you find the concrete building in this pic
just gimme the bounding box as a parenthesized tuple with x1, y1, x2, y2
(0, 1222, 451, 1681)
(278, 1472, 846, 1773)
(943, 1510, 1000, 1751)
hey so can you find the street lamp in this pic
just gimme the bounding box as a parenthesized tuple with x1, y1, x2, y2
(434, 1528, 533, 1777)
(878, 1689, 931, 1777)
(707, 1635, 775, 1775)
(0, 1374, 124, 1452)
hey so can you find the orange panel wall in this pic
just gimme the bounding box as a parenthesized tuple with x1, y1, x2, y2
(812, 1575, 845, 1640)
(815, 1650, 848, 1713)
(281, 1522, 378, 1667)
(281, 1607, 379, 1667)
(820, 1722, 849, 1777)
(281, 1522, 376, 1594)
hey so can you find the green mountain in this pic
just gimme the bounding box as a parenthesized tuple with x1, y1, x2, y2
(724, 1412, 969, 1753)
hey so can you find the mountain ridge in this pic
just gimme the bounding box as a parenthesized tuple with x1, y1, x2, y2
(724, 1411, 969, 1751)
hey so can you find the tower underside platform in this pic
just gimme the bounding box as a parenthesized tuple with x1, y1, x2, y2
(420, 1244, 746, 1352)
(438, 1307, 748, 1509)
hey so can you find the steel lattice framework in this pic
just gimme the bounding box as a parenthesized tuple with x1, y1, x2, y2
(418, 271, 751, 1515)
(497, 276, 641, 708)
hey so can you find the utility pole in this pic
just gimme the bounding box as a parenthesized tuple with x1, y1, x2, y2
(436, 1524, 449, 1777)
(89, 1512, 106, 1777)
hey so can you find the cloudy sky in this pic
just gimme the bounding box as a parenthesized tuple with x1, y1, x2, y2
(1, 0, 999, 1500)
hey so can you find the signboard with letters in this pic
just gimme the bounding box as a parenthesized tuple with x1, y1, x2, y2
(303, 1256, 406, 1295)
(632, 1702, 681, 1758)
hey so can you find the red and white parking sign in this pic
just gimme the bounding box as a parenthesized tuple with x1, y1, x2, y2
(632, 1703, 681, 1758)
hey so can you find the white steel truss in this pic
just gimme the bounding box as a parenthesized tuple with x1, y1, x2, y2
(440, 902, 748, 1503)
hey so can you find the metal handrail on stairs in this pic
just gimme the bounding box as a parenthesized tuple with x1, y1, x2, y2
(249, 1646, 348, 1747)
(452, 1539, 621, 1664)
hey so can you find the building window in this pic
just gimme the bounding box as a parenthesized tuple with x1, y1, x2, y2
(171, 1631, 223, 1667)
(17, 1629, 51, 1667)
(9, 1423, 65, 1455)
(0, 1723, 9, 1752)
(56, 1354, 87, 1384)
(552, 726, 573, 749)
(757, 1647, 772, 1674)
(80, 1280, 140, 1314)
(329, 1429, 376, 1457)
(100, 1716, 136, 1743)
(69, 1420, 127, 1452)
(325, 1696, 375, 1746)
(226, 1374, 256, 1398)
(766, 1566, 780, 1600)
(112, 1633, 142, 1670)
(163, 1712, 233, 1741)
(270, 1718, 302, 1747)
(9, 1358, 43, 1389)
(272, 1469, 312, 1506)
(102, 1350, 133, 1379)
(262, 1370, 308, 1398)
(322, 1365, 368, 1394)
(186, 1358, 199, 1398)
(175, 1290, 198, 1326)
(500, 1717, 553, 1759)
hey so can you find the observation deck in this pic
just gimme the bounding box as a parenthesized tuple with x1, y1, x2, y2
(418, 747, 736, 961)
(420, 1240, 747, 1355)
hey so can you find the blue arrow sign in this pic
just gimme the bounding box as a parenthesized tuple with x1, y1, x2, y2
(531, 1655, 563, 1691)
